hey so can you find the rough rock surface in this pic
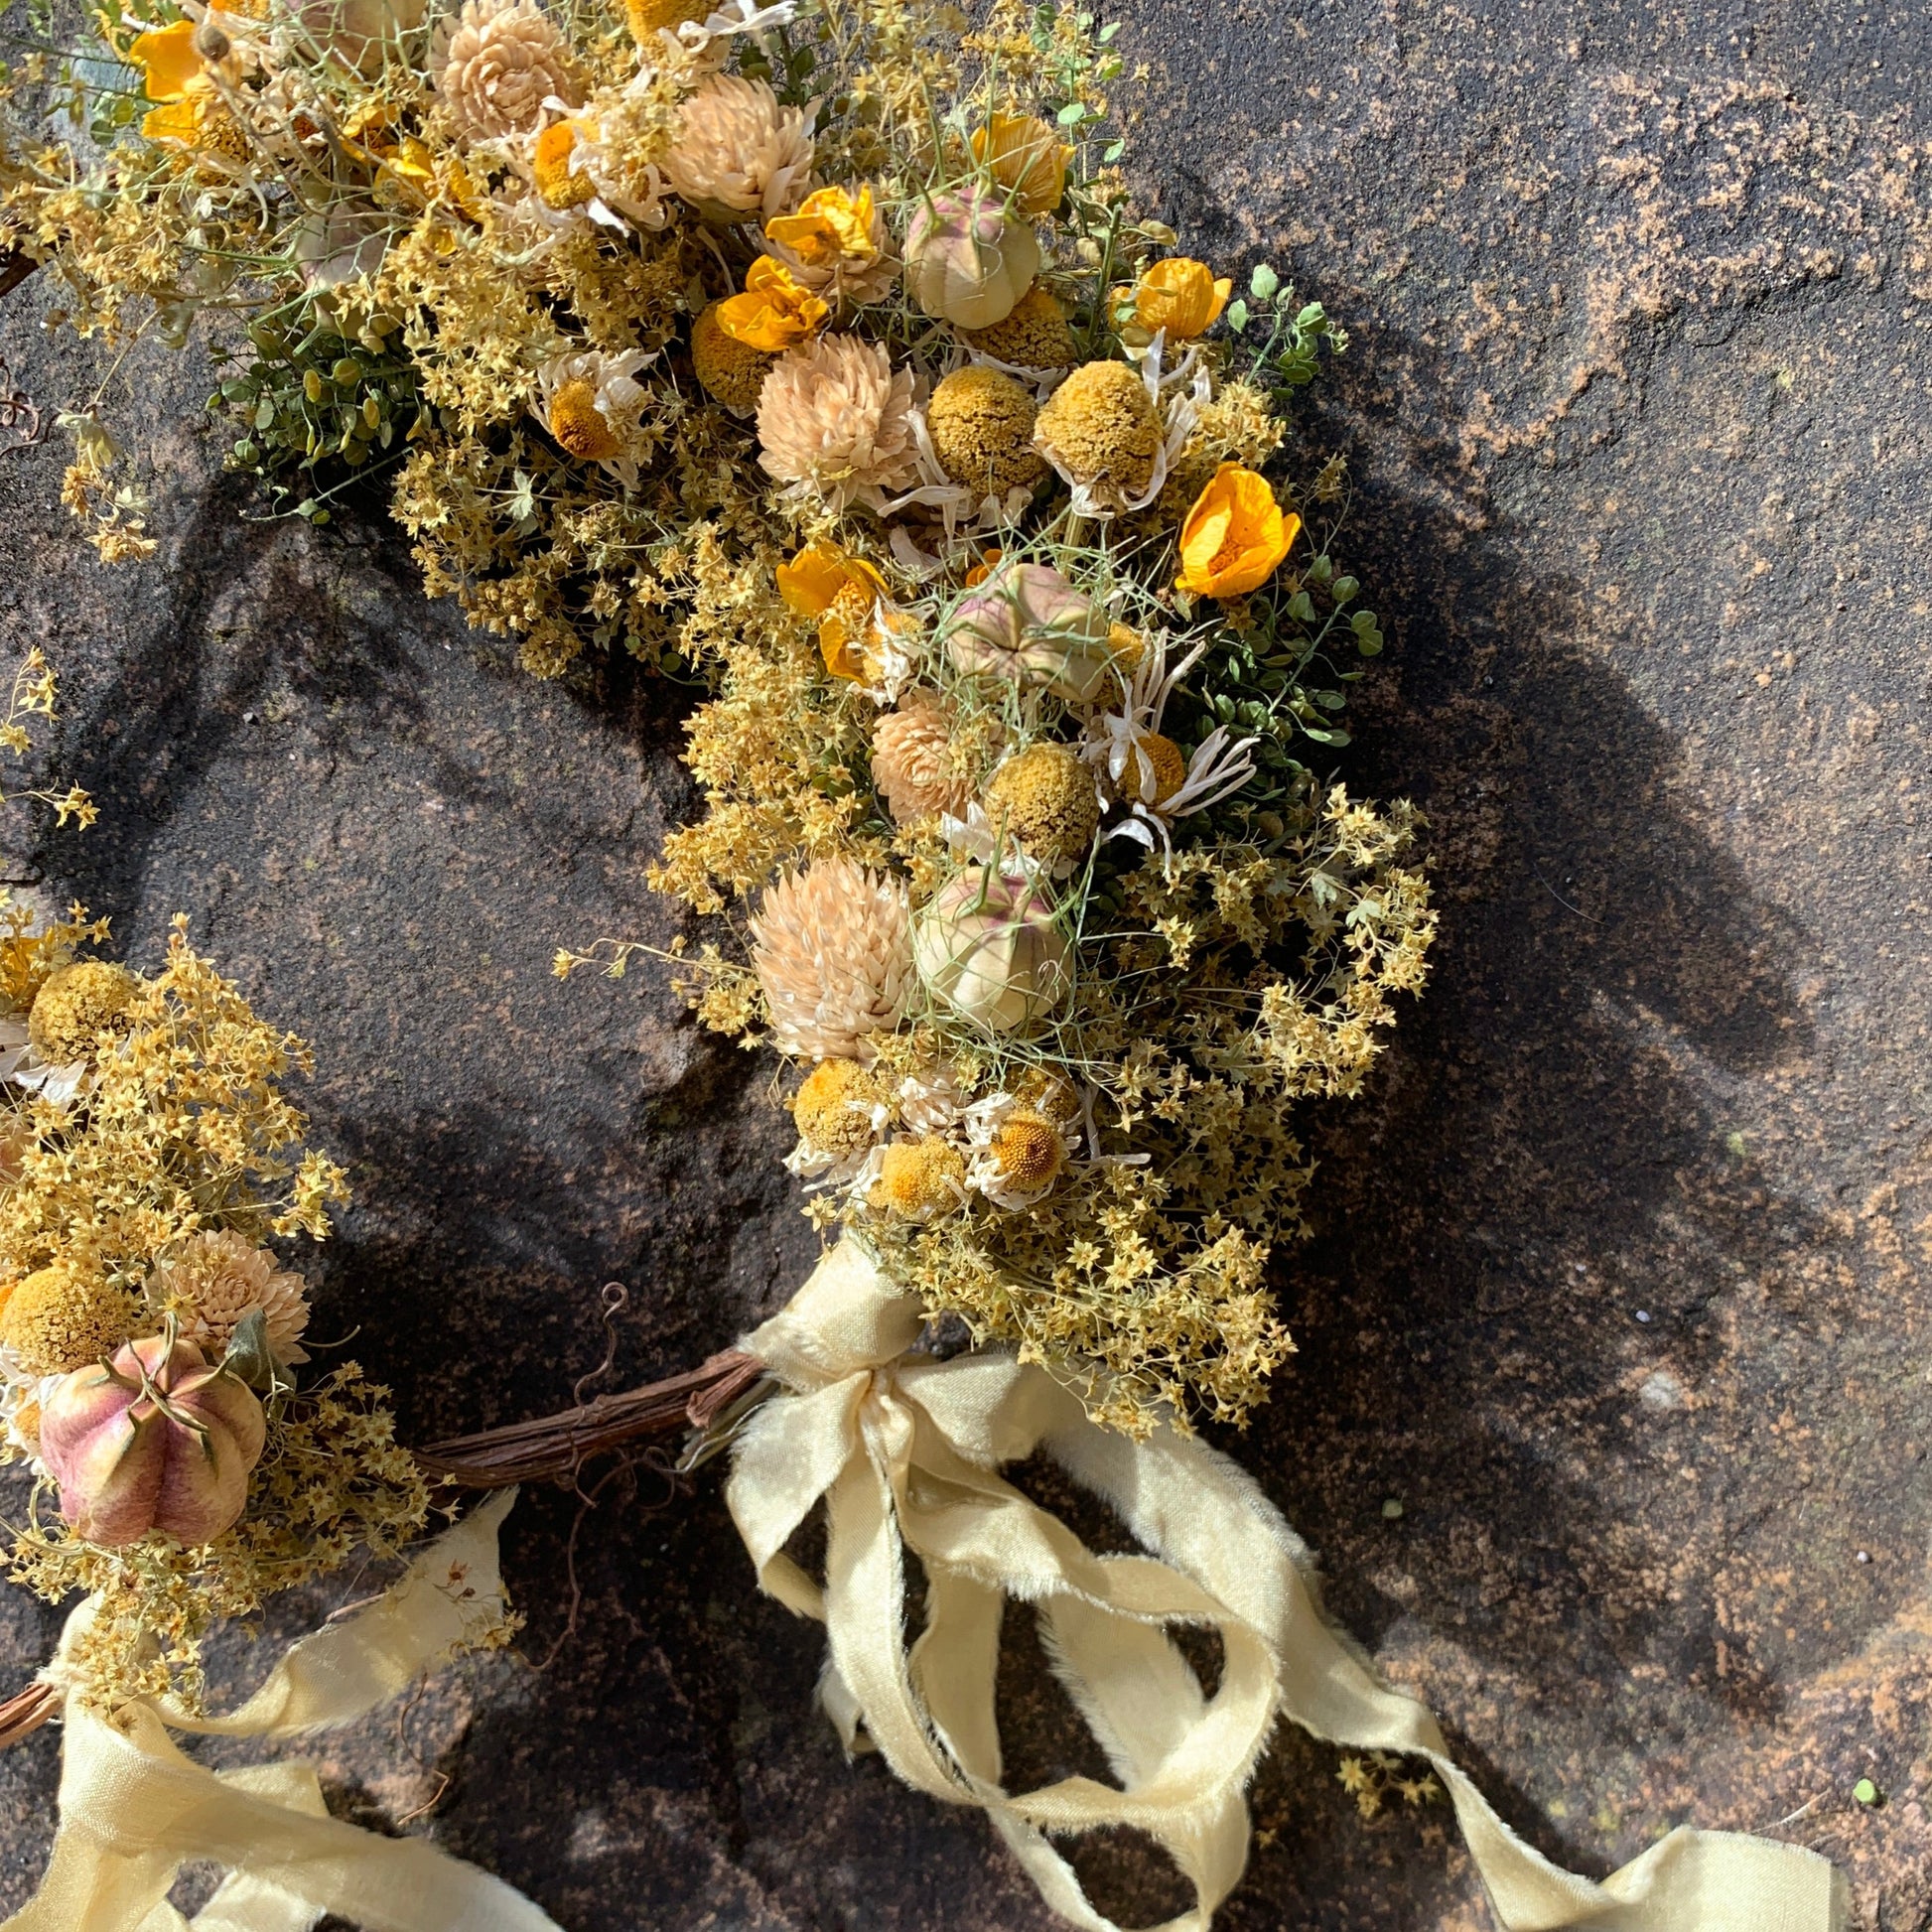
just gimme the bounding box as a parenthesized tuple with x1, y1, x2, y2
(2, 0, 1931, 1926)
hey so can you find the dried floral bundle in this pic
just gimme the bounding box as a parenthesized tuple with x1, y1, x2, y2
(3, 0, 1436, 1468)
(0, 912, 427, 1709)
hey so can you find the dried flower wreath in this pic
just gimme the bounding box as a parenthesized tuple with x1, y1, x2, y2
(0, 0, 1852, 1924)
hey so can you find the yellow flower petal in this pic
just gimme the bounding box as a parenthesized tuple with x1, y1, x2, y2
(765, 186, 878, 268)
(716, 257, 830, 353)
(1134, 258, 1231, 340)
(129, 19, 201, 102)
(972, 112, 1071, 215)
(1176, 464, 1298, 598)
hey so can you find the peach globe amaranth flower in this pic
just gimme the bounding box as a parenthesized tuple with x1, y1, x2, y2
(924, 364, 1046, 502)
(764, 186, 897, 309)
(756, 334, 922, 512)
(903, 186, 1040, 331)
(1131, 258, 1232, 341)
(40, 1336, 267, 1547)
(870, 690, 986, 826)
(971, 112, 1071, 216)
(913, 866, 1071, 1035)
(715, 257, 830, 353)
(147, 1230, 312, 1367)
(664, 74, 814, 222)
(691, 301, 776, 414)
(962, 284, 1077, 369)
(1176, 462, 1300, 599)
(749, 858, 913, 1063)
(435, 0, 582, 143)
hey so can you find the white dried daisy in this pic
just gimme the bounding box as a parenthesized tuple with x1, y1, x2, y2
(532, 348, 657, 485)
(663, 74, 814, 222)
(749, 859, 913, 1063)
(964, 1092, 1081, 1211)
(756, 334, 922, 512)
(148, 1230, 312, 1366)
(1080, 630, 1257, 855)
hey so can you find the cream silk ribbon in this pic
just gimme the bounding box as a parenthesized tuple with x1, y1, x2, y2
(727, 1238, 1850, 1932)
(3, 1488, 562, 1932)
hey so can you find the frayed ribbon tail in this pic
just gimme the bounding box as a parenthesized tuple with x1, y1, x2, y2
(2, 1488, 561, 1932)
(726, 1236, 1851, 1932)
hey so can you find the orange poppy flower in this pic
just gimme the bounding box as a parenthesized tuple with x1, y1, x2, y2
(716, 258, 830, 353)
(1176, 464, 1299, 599)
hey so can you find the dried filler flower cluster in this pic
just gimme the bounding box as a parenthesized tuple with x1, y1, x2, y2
(0, 914, 427, 1710)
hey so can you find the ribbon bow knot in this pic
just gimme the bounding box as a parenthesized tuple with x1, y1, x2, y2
(729, 1238, 1850, 1932)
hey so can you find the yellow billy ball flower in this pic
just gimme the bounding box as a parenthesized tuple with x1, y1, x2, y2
(925, 365, 1045, 499)
(29, 960, 136, 1064)
(983, 743, 1100, 868)
(1176, 463, 1300, 599)
(1, 1266, 138, 1376)
(1133, 258, 1232, 340)
(691, 301, 775, 414)
(792, 1058, 884, 1156)
(871, 1138, 967, 1219)
(545, 378, 622, 463)
(989, 1110, 1066, 1187)
(963, 284, 1077, 368)
(971, 111, 1071, 215)
(716, 257, 830, 353)
(623, 0, 702, 42)
(1034, 359, 1161, 504)
(532, 119, 595, 209)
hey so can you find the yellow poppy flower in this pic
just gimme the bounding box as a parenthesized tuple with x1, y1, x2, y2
(1176, 464, 1299, 599)
(972, 112, 1071, 215)
(716, 258, 831, 353)
(1134, 258, 1232, 340)
(765, 186, 879, 270)
(776, 542, 891, 679)
(129, 20, 201, 101)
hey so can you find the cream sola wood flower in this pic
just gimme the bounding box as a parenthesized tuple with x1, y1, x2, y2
(1033, 335, 1209, 517)
(435, 0, 582, 142)
(532, 348, 658, 485)
(749, 858, 914, 1062)
(663, 73, 815, 222)
(1081, 630, 1258, 853)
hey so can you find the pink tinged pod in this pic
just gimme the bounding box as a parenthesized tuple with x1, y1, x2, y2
(40, 1335, 267, 1548)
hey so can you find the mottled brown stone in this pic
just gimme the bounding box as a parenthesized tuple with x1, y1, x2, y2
(1, 0, 1930, 1924)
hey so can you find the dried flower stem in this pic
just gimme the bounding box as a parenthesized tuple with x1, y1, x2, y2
(413, 1348, 768, 1487)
